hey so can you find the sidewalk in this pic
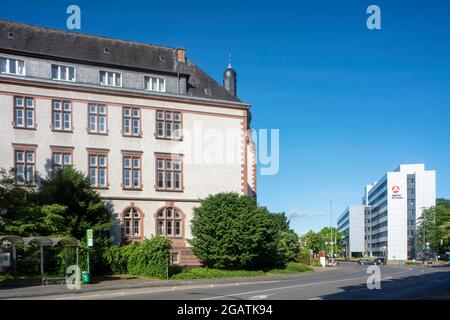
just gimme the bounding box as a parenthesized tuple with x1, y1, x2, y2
(0, 267, 328, 299)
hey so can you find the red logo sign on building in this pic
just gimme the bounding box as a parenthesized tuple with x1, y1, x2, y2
(392, 185, 400, 194)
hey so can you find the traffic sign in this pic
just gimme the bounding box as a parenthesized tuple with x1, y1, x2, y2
(87, 229, 94, 247)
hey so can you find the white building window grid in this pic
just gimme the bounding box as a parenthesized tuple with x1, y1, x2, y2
(99, 70, 122, 87)
(51, 64, 75, 81)
(156, 157, 182, 191)
(122, 155, 141, 189)
(157, 208, 182, 237)
(88, 104, 107, 134)
(122, 107, 141, 136)
(14, 149, 35, 185)
(52, 151, 72, 172)
(144, 76, 166, 92)
(156, 110, 182, 140)
(123, 207, 141, 237)
(88, 153, 108, 188)
(14, 96, 35, 128)
(0, 57, 25, 76)
(52, 100, 72, 131)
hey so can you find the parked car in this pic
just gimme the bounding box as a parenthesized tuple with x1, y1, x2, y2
(373, 257, 386, 265)
(357, 258, 375, 265)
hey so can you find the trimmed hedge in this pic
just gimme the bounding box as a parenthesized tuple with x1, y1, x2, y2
(170, 262, 312, 279)
(170, 268, 265, 279)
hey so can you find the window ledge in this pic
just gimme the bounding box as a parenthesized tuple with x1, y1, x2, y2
(13, 126, 37, 131)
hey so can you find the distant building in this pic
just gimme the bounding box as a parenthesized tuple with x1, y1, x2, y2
(337, 205, 368, 258)
(0, 20, 257, 265)
(340, 164, 436, 261)
(366, 164, 435, 260)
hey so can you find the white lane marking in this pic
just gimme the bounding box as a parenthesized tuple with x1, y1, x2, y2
(308, 297, 322, 300)
(248, 294, 272, 300)
(201, 276, 368, 300)
(201, 267, 415, 300)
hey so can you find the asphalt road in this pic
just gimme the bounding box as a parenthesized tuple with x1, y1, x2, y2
(15, 262, 450, 300)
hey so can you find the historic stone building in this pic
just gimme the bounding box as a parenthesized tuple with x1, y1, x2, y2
(0, 20, 256, 265)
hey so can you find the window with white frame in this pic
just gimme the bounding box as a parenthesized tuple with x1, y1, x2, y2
(88, 104, 107, 134)
(51, 64, 75, 81)
(52, 100, 72, 131)
(156, 110, 182, 140)
(14, 148, 35, 184)
(88, 152, 108, 188)
(52, 150, 73, 173)
(99, 70, 122, 87)
(156, 156, 182, 191)
(14, 96, 35, 128)
(122, 107, 141, 136)
(157, 207, 182, 237)
(123, 207, 142, 238)
(144, 76, 166, 92)
(122, 154, 141, 189)
(0, 57, 25, 75)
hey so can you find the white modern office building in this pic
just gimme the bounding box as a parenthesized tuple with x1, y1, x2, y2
(337, 205, 368, 258)
(340, 164, 436, 260)
(365, 164, 436, 260)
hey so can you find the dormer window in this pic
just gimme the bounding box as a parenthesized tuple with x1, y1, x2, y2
(159, 55, 166, 62)
(100, 70, 122, 87)
(7, 32, 16, 39)
(144, 76, 165, 92)
(204, 88, 212, 96)
(51, 64, 75, 81)
(0, 57, 25, 76)
(104, 47, 112, 54)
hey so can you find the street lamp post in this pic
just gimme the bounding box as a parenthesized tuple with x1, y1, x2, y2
(330, 200, 333, 263)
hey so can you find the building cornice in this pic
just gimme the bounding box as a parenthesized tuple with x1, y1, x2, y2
(0, 75, 251, 110)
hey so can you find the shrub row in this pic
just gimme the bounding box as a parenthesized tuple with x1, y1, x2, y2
(103, 236, 171, 279)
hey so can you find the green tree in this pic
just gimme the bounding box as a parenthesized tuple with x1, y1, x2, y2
(0, 168, 43, 236)
(269, 212, 300, 263)
(318, 227, 342, 255)
(35, 167, 113, 239)
(190, 192, 279, 270)
(300, 230, 322, 254)
(417, 199, 450, 256)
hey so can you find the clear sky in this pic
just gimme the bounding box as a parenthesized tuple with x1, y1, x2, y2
(2, 0, 450, 235)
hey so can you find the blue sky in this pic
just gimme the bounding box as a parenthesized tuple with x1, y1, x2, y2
(3, 0, 450, 235)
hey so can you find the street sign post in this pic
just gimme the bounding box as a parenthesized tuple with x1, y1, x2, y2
(84, 229, 94, 284)
(87, 229, 94, 247)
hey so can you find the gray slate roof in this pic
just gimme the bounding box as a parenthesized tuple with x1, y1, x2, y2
(0, 19, 240, 103)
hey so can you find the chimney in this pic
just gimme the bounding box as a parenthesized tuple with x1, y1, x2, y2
(177, 48, 186, 63)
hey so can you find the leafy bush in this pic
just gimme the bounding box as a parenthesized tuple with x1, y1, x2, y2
(299, 247, 311, 265)
(127, 236, 171, 279)
(267, 262, 312, 274)
(103, 242, 140, 274)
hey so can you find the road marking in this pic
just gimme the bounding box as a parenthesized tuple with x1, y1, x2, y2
(201, 276, 368, 300)
(249, 294, 272, 300)
(201, 267, 415, 300)
(308, 297, 322, 300)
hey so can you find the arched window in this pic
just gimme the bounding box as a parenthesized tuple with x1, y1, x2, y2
(122, 207, 142, 238)
(157, 207, 182, 237)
